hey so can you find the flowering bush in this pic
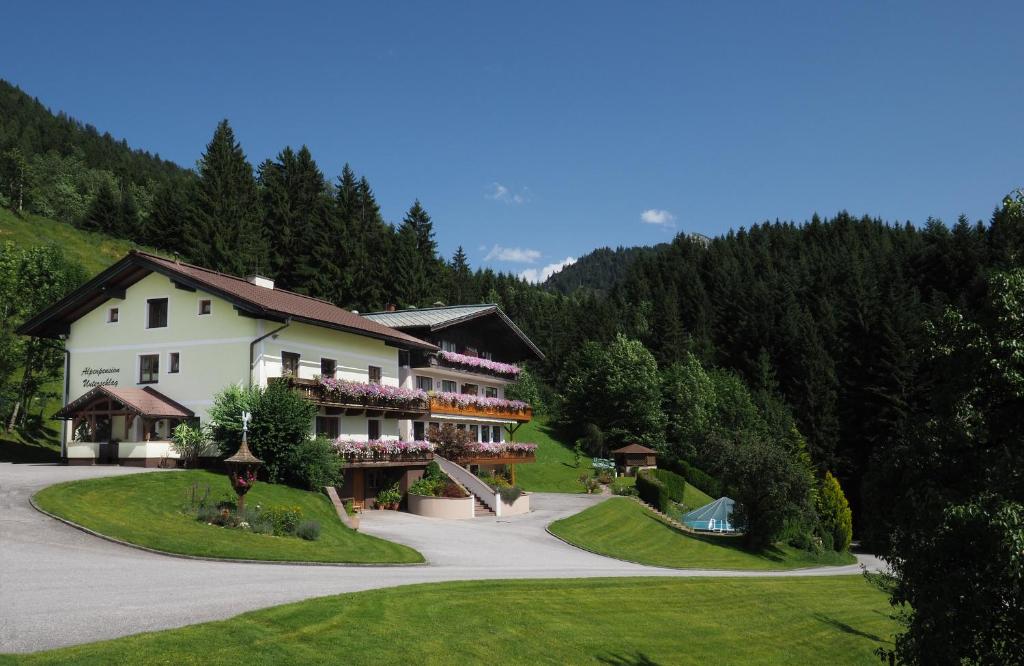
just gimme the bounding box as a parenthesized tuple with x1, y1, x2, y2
(429, 391, 530, 414)
(316, 376, 428, 409)
(333, 439, 436, 460)
(438, 351, 521, 377)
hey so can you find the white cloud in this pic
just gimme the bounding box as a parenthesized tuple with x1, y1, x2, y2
(640, 208, 675, 226)
(487, 182, 529, 205)
(519, 257, 577, 283)
(484, 245, 542, 263)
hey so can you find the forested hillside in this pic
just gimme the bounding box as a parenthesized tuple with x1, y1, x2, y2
(2, 78, 1022, 553)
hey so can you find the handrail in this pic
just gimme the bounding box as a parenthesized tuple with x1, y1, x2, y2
(433, 454, 500, 516)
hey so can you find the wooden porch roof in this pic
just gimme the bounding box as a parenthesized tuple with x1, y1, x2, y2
(55, 386, 195, 420)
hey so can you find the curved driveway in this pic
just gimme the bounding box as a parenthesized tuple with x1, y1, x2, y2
(0, 464, 881, 653)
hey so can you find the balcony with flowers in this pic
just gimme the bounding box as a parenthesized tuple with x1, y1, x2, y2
(270, 376, 430, 418)
(428, 391, 533, 422)
(333, 439, 436, 467)
(462, 441, 537, 464)
(418, 350, 522, 380)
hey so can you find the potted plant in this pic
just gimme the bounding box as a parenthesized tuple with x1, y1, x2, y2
(375, 482, 402, 510)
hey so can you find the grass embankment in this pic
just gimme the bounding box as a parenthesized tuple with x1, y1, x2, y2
(0, 208, 148, 275)
(4, 577, 896, 664)
(0, 210, 159, 460)
(550, 497, 856, 570)
(513, 418, 591, 493)
(33, 470, 422, 564)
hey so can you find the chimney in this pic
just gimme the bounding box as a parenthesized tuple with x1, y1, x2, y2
(247, 275, 275, 289)
(386, 303, 397, 312)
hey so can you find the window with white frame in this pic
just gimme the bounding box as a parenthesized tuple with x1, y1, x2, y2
(416, 376, 433, 392)
(139, 354, 159, 384)
(484, 386, 498, 398)
(198, 299, 212, 316)
(441, 379, 456, 393)
(107, 307, 119, 323)
(168, 352, 180, 374)
(368, 419, 381, 440)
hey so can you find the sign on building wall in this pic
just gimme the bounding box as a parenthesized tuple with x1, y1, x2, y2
(81, 367, 120, 388)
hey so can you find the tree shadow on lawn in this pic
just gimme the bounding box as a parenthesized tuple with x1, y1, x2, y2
(811, 613, 890, 644)
(0, 437, 60, 464)
(597, 652, 662, 666)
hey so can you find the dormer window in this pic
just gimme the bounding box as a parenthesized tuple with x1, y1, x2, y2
(198, 299, 212, 316)
(146, 298, 168, 329)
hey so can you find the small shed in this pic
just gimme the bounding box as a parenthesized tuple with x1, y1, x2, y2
(611, 443, 658, 476)
(681, 497, 737, 533)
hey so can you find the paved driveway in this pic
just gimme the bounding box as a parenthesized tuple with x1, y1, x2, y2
(0, 464, 882, 653)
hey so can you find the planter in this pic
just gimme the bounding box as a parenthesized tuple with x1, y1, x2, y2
(499, 491, 531, 516)
(407, 493, 475, 520)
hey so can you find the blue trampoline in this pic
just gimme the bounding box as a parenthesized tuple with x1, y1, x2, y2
(681, 497, 738, 533)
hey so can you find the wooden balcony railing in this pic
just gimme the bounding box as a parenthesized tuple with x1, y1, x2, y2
(428, 396, 533, 423)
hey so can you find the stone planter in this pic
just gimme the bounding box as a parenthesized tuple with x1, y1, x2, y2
(407, 493, 474, 519)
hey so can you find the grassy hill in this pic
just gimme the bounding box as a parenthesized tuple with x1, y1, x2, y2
(0, 208, 147, 275)
(549, 497, 856, 570)
(0, 210, 148, 461)
(513, 418, 592, 492)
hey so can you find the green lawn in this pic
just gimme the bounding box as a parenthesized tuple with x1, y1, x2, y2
(4, 577, 896, 665)
(550, 497, 856, 570)
(33, 470, 422, 564)
(513, 418, 591, 492)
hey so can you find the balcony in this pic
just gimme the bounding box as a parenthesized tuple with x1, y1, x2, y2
(416, 351, 522, 380)
(334, 439, 435, 468)
(428, 393, 533, 423)
(271, 377, 430, 419)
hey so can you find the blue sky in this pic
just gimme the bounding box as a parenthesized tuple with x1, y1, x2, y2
(3, 2, 1022, 281)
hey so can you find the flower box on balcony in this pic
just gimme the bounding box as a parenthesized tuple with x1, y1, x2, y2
(434, 351, 521, 379)
(428, 392, 533, 422)
(334, 439, 435, 466)
(271, 376, 430, 417)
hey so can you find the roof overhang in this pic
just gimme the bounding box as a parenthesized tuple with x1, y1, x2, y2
(17, 252, 436, 351)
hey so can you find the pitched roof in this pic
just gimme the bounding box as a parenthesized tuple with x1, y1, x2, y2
(18, 250, 436, 351)
(611, 443, 658, 455)
(364, 304, 544, 360)
(55, 386, 194, 419)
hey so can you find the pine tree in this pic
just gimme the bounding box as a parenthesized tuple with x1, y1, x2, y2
(258, 145, 327, 292)
(116, 185, 139, 240)
(447, 246, 471, 304)
(80, 180, 119, 233)
(184, 120, 267, 276)
(143, 178, 193, 253)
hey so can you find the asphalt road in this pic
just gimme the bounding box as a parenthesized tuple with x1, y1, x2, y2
(0, 463, 882, 653)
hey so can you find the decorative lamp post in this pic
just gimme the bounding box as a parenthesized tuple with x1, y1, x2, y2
(224, 411, 262, 513)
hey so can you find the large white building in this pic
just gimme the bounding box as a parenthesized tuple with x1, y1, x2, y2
(20, 250, 541, 507)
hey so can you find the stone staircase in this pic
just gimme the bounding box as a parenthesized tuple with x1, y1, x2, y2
(629, 496, 699, 535)
(473, 494, 496, 518)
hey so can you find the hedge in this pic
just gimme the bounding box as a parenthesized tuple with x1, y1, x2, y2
(648, 469, 687, 504)
(676, 460, 723, 499)
(636, 470, 671, 512)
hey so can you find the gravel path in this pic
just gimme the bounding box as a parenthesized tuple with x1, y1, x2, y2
(0, 463, 882, 653)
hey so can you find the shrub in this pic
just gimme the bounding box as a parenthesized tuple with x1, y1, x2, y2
(636, 470, 671, 511)
(676, 460, 723, 498)
(409, 476, 444, 497)
(816, 471, 853, 552)
(296, 520, 321, 541)
(375, 482, 402, 507)
(498, 486, 523, 504)
(426, 423, 476, 462)
(441, 482, 467, 498)
(612, 483, 638, 497)
(171, 422, 209, 468)
(424, 461, 444, 480)
(262, 505, 303, 536)
(285, 437, 343, 491)
(344, 499, 356, 517)
(582, 477, 601, 494)
(648, 468, 688, 503)
(196, 505, 220, 524)
(596, 470, 614, 485)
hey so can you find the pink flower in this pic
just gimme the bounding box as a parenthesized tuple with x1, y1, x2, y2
(438, 351, 521, 377)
